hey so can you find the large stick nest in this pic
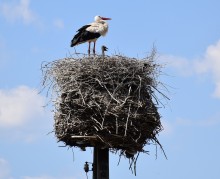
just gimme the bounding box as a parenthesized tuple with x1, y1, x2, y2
(42, 51, 165, 158)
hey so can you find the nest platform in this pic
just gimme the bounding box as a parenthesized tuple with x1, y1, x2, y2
(42, 53, 164, 156)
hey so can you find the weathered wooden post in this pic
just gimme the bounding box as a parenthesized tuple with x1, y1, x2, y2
(93, 147, 109, 179)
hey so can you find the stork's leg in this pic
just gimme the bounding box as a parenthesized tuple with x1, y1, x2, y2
(88, 42, 91, 56)
(93, 41, 96, 55)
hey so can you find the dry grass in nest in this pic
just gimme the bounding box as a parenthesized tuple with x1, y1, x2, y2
(41, 50, 167, 162)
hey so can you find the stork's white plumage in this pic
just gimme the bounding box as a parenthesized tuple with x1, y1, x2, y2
(71, 15, 111, 55)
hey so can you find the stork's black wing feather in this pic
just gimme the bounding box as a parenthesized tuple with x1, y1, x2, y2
(70, 25, 101, 47)
(77, 25, 91, 32)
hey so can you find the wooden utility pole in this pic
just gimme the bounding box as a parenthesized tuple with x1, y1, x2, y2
(93, 147, 109, 179)
(92, 46, 109, 179)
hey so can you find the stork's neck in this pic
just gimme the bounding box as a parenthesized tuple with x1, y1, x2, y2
(100, 21, 108, 36)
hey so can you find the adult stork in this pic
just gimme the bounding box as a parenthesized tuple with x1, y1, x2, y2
(70, 15, 111, 55)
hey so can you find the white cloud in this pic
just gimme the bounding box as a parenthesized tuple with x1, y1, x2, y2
(194, 40, 220, 98)
(160, 55, 193, 76)
(161, 120, 173, 135)
(22, 177, 54, 179)
(0, 159, 77, 179)
(161, 39, 220, 98)
(0, 86, 45, 128)
(175, 114, 220, 127)
(53, 19, 64, 29)
(160, 115, 220, 138)
(214, 82, 220, 98)
(22, 176, 77, 179)
(0, 158, 11, 179)
(0, 0, 37, 25)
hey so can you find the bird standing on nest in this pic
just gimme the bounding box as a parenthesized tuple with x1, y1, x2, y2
(71, 15, 111, 55)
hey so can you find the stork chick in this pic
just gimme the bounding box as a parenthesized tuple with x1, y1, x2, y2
(101, 45, 108, 59)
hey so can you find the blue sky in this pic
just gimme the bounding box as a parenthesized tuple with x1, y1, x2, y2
(0, 0, 220, 178)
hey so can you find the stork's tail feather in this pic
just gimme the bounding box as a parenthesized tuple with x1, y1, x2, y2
(70, 38, 77, 47)
(70, 33, 83, 47)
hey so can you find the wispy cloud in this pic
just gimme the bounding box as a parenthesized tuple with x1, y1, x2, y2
(53, 18, 64, 29)
(22, 177, 54, 179)
(160, 55, 193, 76)
(161, 120, 173, 135)
(0, 0, 38, 25)
(161, 114, 220, 138)
(161, 40, 220, 98)
(194, 40, 220, 98)
(176, 114, 220, 127)
(0, 86, 45, 128)
(0, 158, 78, 179)
(22, 177, 77, 179)
(0, 158, 11, 179)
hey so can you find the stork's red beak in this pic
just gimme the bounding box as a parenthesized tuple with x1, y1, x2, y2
(101, 17, 111, 20)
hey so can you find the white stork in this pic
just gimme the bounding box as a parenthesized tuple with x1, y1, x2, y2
(70, 15, 111, 55)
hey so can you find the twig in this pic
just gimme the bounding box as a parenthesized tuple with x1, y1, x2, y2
(71, 136, 97, 139)
(124, 103, 131, 136)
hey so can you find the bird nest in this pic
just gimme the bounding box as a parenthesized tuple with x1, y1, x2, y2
(41, 51, 166, 158)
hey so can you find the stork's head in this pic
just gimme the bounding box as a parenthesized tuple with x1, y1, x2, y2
(94, 15, 111, 22)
